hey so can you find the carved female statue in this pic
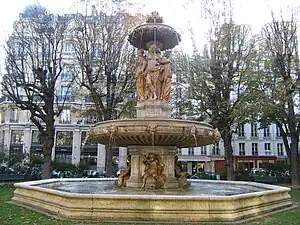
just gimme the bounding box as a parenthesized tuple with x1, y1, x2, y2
(135, 49, 147, 100)
(144, 44, 162, 100)
(158, 55, 171, 101)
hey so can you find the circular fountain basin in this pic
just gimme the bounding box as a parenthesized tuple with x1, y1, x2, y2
(88, 118, 220, 147)
(12, 178, 292, 223)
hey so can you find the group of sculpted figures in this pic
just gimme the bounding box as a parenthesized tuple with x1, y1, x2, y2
(116, 44, 189, 189)
(117, 153, 190, 189)
(135, 44, 172, 102)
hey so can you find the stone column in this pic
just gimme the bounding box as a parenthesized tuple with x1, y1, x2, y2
(118, 147, 127, 170)
(3, 125, 11, 156)
(126, 145, 179, 189)
(187, 162, 193, 175)
(161, 148, 179, 188)
(23, 125, 31, 163)
(51, 131, 56, 161)
(126, 146, 143, 188)
(72, 129, 81, 165)
(97, 144, 106, 173)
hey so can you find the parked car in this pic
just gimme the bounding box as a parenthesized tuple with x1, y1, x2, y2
(51, 170, 60, 178)
(189, 172, 220, 180)
(250, 168, 266, 175)
(81, 170, 100, 178)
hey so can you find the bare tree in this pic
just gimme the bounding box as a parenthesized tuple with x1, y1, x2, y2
(255, 10, 300, 187)
(70, 3, 143, 176)
(2, 5, 73, 178)
(189, 0, 256, 180)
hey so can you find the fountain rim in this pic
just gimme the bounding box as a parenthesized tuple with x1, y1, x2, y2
(15, 178, 291, 200)
(129, 23, 181, 36)
(90, 118, 214, 128)
(128, 23, 181, 50)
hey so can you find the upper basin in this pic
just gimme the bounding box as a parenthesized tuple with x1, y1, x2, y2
(88, 118, 220, 147)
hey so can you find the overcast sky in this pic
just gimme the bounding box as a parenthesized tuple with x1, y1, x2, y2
(0, 0, 299, 71)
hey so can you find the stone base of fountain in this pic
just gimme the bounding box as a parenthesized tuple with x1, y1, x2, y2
(125, 146, 182, 189)
(136, 100, 172, 118)
(12, 179, 293, 223)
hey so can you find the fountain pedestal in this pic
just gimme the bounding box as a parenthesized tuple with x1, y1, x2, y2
(125, 100, 181, 189)
(136, 100, 172, 118)
(126, 146, 179, 189)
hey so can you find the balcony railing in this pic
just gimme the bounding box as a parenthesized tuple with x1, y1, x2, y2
(0, 97, 12, 103)
(56, 95, 74, 102)
(59, 120, 71, 124)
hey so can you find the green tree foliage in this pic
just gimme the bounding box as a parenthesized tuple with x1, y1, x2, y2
(190, 21, 255, 180)
(248, 11, 300, 187)
(170, 49, 197, 118)
(186, 0, 256, 180)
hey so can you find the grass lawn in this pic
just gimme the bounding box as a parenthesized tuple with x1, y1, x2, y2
(0, 184, 300, 225)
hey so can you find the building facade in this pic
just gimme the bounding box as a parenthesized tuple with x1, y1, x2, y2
(0, 98, 129, 173)
(178, 123, 289, 175)
(0, 99, 289, 175)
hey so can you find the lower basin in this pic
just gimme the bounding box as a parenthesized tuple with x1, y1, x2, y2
(12, 178, 292, 223)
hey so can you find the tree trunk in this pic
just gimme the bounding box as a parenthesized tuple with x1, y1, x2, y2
(42, 135, 53, 179)
(105, 145, 113, 177)
(290, 133, 300, 187)
(222, 125, 235, 180)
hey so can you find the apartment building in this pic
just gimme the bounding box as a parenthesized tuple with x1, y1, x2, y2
(178, 123, 289, 175)
(0, 99, 130, 173)
(0, 98, 290, 175)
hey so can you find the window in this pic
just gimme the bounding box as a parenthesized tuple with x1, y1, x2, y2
(10, 109, 18, 122)
(239, 143, 245, 156)
(31, 130, 42, 144)
(238, 125, 245, 137)
(63, 42, 74, 53)
(277, 143, 284, 156)
(85, 116, 98, 124)
(177, 149, 182, 155)
(55, 153, 72, 164)
(56, 131, 73, 146)
(263, 126, 270, 137)
(11, 130, 24, 144)
(265, 143, 271, 155)
(59, 109, 71, 124)
(212, 143, 220, 155)
(252, 143, 258, 156)
(61, 65, 73, 81)
(93, 46, 100, 58)
(188, 147, 194, 155)
(200, 146, 207, 155)
(81, 131, 95, 146)
(0, 111, 5, 123)
(60, 86, 72, 102)
(60, 86, 69, 96)
(276, 126, 282, 137)
(251, 123, 257, 137)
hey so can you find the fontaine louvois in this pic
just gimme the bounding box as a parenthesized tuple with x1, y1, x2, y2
(89, 12, 221, 190)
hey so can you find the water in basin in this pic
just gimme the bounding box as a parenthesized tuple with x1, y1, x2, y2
(35, 180, 270, 196)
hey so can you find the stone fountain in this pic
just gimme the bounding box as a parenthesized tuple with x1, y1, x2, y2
(12, 12, 292, 223)
(88, 11, 221, 190)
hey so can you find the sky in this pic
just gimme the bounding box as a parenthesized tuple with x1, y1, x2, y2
(0, 0, 299, 71)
